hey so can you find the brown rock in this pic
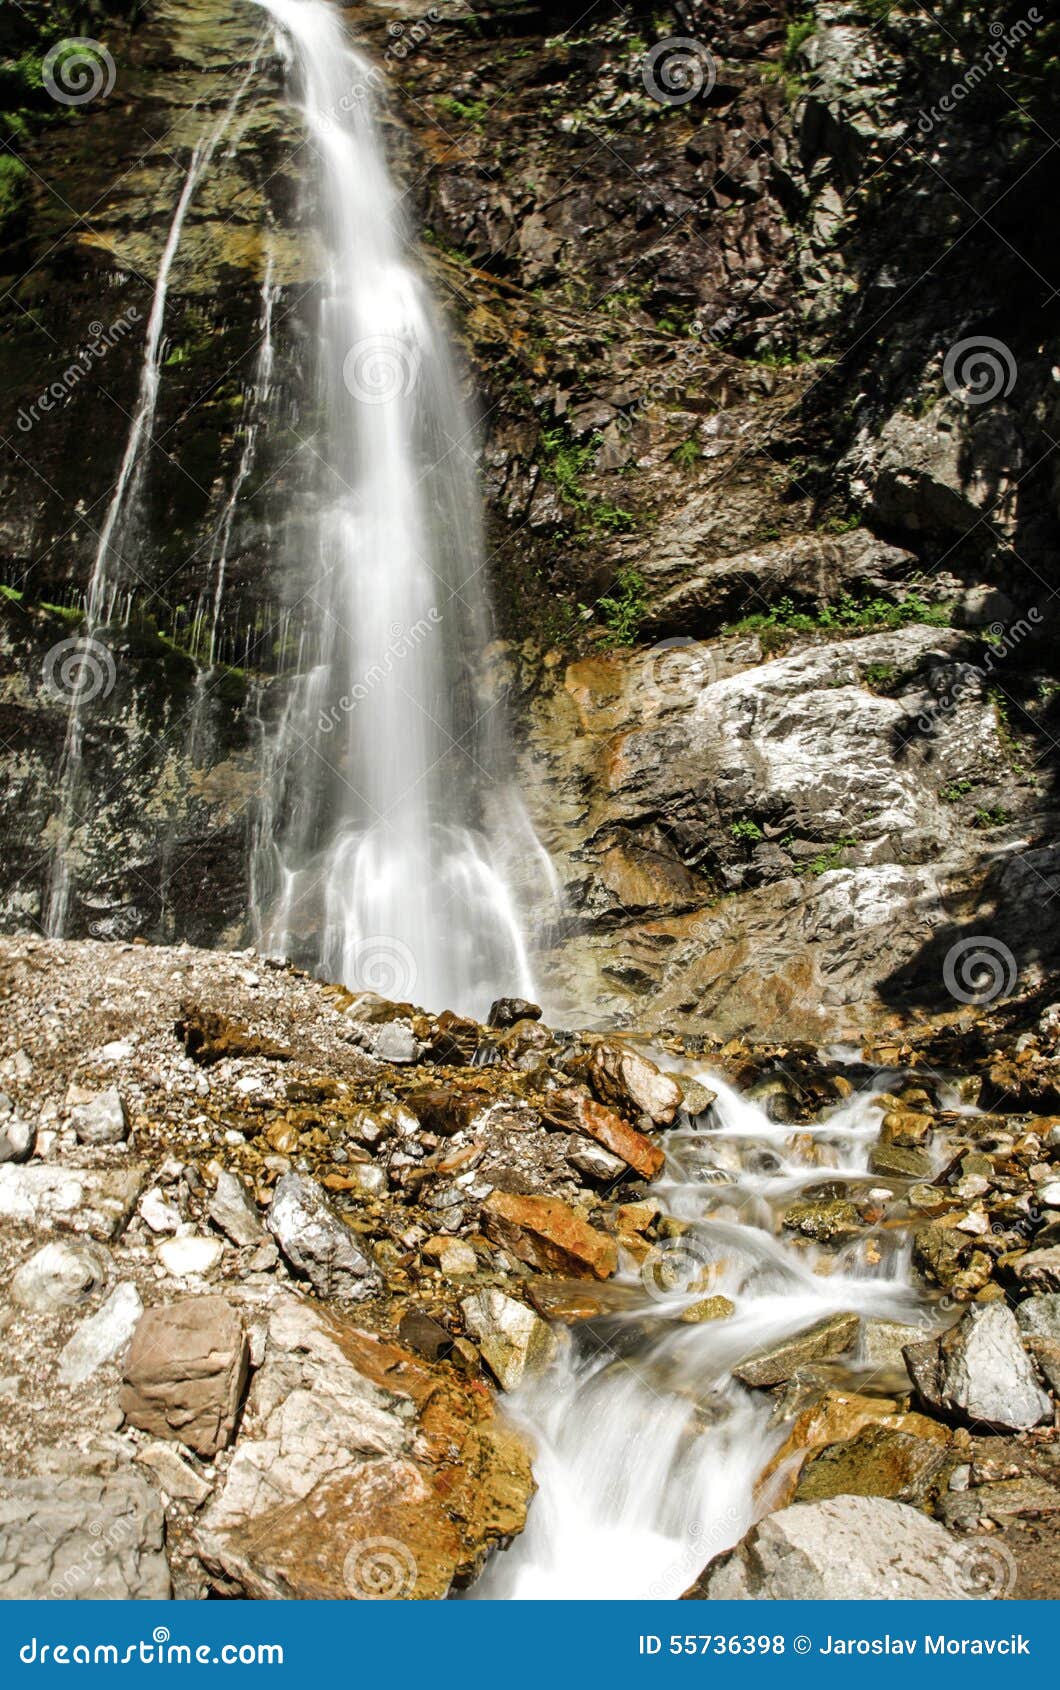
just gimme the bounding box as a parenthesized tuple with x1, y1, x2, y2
(794, 1422, 954, 1507)
(405, 1086, 490, 1137)
(481, 1191, 618, 1280)
(1014, 1247, 1060, 1292)
(176, 1005, 290, 1066)
(120, 1296, 250, 1458)
(759, 1390, 950, 1509)
(880, 1110, 934, 1148)
(587, 1040, 682, 1125)
(733, 1313, 859, 1387)
(546, 1089, 664, 1179)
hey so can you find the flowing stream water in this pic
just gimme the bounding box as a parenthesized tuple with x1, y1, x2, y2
(248, 0, 552, 1017)
(471, 1068, 943, 1599)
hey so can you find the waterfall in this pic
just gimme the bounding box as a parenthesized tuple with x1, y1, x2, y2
(43, 54, 266, 938)
(247, 0, 551, 1016)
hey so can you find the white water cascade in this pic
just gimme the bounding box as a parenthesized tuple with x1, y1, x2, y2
(471, 1070, 943, 1600)
(248, 0, 552, 1017)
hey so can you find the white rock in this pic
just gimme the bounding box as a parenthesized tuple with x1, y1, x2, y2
(904, 1303, 1052, 1432)
(99, 1041, 134, 1063)
(0, 1164, 145, 1240)
(0, 1116, 35, 1163)
(139, 1187, 181, 1234)
(460, 1290, 558, 1391)
(57, 1282, 143, 1386)
(70, 1087, 127, 1146)
(208, 1170, 265, 1248)
(691, 1496, 968, 1599)
(136, 1442, 211, 1507)
(1038, 1181, 1060, 1208)
(156, 1236, 224, 1278)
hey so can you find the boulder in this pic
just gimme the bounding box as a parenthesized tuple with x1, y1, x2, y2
(904, 1304, 1052, 1432)
(0, 1468, 170, 1599)
(57, 1282, 143, 1387)
(481, 1191, 618, 1280)
(780, 1198, 862, 1245)
(196, 1295, 533, 1599)
(1014, 1247, 1060, 1293)
(759, 1389, 950, 1507)
(487, 998, 542, 1028)
(0, 1116, 34, 1163)
(586, 1041, 682, 1125)
(10, 1240, 109, 1312)
(0, 1163, 145, 1240)
(869, 1142, 934, 1180)
(460, 1290, 558, 1391)
(267, 1171, 379, 1300)
(859, 1316, 933, 1371)
(686, 1496, 968, 1599)
(794, 1422, 953, 1507)
(733, 1313, 860, 1387)
(208, 1170, 265, 1248)
(121, 1296, 250, 1457)
(70, 1087, 127, 1145)
(566, 1140, 628, 1182)
(546, 1089, 664, 1179)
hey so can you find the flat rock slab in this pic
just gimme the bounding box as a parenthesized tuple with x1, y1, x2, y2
(481, 1190, 618, 1280)
(0, 1164, 146, 1240)
(58, 1281, 143, 1387)
(0, 1468, 170, 1599)
(687, 1496, 968, 1600)
(733, 1312, 860, 1387)
(121, 1296, 250, 1457)
(547, 1089, 663, 1181)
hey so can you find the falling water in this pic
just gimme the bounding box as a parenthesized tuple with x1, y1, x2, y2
(471, 1072, 943, 1599)
(44, 56, 266, 937)
(247, 0, 551, 1017)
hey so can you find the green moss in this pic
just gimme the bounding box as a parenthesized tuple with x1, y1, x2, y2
(434, 95, 488, 128)
(582, 567, 648, 649)
(725, 591, 951, 654)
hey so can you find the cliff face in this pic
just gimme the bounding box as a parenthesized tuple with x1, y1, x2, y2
(1, 0, 1058, 1034)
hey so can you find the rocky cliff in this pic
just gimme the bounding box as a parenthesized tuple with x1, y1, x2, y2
(1, 0, 1059, 1037)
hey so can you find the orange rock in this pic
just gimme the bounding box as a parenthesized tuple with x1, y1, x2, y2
(758, 1389, 951, 1510)
(482, 1191, 618, 1280)
(545, 1088, 664, 1180)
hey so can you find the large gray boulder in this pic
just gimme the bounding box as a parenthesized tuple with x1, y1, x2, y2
(687, 1496, 968, 1599)
(0, 1468, 170, 1598)
(904, 1303, 1051, 1432)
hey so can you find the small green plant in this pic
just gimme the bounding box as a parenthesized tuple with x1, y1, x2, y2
(434, 95, 489, 128)
(798, 837, 858, 877)
(783, 9, 817, 67)
(673, 438, 701, 468)
(731, 818, 764, 846)
(972, 807, 1013, 829)
(863, 662, 898, 693)
(725, 591, 950, 653)
(583, 567, 648, 648)
(940, 779, 973, 803)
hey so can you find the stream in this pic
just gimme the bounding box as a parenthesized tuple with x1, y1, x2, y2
(472, 1069, 947, 1599)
